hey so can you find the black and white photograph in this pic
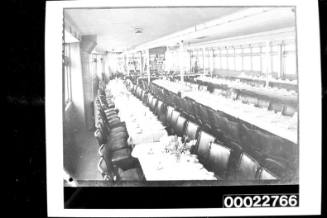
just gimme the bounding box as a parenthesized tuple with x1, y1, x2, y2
(45, 0, 322, 216)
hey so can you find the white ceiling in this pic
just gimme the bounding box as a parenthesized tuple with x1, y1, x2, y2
(64, 7, 243, 52)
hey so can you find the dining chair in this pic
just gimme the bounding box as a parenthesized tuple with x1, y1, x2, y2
(246, 95, 258, 106)
(208, 142, 232, 179)
(282, 105, 297, 117)
(147, 94, 153, 107)
(102, 143, 141, 176)
(196, 130, 216, 167)
(174, 115, 187, 137)
(170, 110, 181, 128)
(94, 128, 106, 146)
(140, 89, 145, 100)
(257, 167, 279, 180)
(255, 98, 270, 109)
(116, 166, 145, 181)
(184, 120, 200, 141)
(237, 93, 249, 104)
(235, 152, 261, 181)
(157, 102, 167, 124)
(165, 106, 175, 126)
(155, 100, 163, 115)
(97, 156, 115, 181)
(142, 92, 148, 103)
(268, 101, 284, 113)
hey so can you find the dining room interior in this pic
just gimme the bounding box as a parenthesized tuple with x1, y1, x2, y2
(62, 6, 299, 186)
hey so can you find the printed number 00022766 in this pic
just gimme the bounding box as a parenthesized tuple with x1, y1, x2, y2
(223, 194, 299, 208)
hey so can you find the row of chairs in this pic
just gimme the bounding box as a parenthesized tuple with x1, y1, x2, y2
(149, 82, 297, 180)
(94, 88, 145, 182)
(128, 82, 280, 182)
(183, 76, 297, 117)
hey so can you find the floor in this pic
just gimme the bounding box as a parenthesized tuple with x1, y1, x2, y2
(64, 128, 103, 181)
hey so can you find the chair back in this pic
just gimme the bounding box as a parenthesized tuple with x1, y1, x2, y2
(257, 167, 278, 180)
(175, 115, 187, 136)
(165, 106, 174, 125)
(170, 110, 181, 127)
(184, 121, 200, 141)
(236, 152, 261, 180)
(196, 131, 216, 166)
(209, 143, 231, 178)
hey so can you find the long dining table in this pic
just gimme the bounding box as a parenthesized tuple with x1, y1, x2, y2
(106, 79, 218, 181)
(195, 76, 298, 107)
(131, 139, 217, 181)
(107, 79, 168, 145)
(152, 79, 298, 144)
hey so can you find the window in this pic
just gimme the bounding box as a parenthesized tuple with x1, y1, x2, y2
(63, 43, 72, 106)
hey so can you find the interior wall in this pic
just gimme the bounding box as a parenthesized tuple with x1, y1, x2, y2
(80, 50, 94, 131)
(63, 42, 86, 176)
(70, 42, 86, 129)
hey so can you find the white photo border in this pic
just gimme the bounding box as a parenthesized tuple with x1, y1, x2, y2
(45, 0, 322, 216)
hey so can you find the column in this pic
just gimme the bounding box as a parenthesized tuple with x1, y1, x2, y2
(179, 41, 185, 83)
(241, 46, 244, 72)
(210, 48, 214, 77)
(226, 47, 229, 71)
(259, 46, 263, 76)
(146, 49, 151, 84)
(219, 48, 222, 70)
(139, 51, 143, 76)
(233, 46, 236, 71)
(279, 41, 285, 79)
(212, 49, 215, 76)
(202, 47, 205, 74)
(250, 44, 253, 72)
(189, 50, 192, 74)
(264, 41, 271, 87)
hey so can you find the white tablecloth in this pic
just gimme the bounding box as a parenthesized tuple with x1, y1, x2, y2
(196, 76, 298, 98)
(153, 79, 297, 144)
(107, 79, 168, 145)
(132, 141, 218, 181)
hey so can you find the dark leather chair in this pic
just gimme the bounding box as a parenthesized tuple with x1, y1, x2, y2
(116, 167, 145, 181)
(282, 105, 297, 117)
(174, 115, 187, 136)
(184, 121, 200, 141)
(257, 167, 279, 180)
(147, 94, 153, 107)
(155, 100, 164, 115)
(208, 143, 232, 179)
(140, 90, 145, 101)
(255, 98, 270, 109)
(107, 117, 122, 127)
(150, 97, 158, 112)
(165, 106, 174, 126)
(246, 95, 258, 106)
(116, 159, 145, 181)
(94, 128, 106, 146)
(170, 110, 181, 128)
(268, 101, 284, 113)
(235, 152, 261, 181)
(195, 130, 216, 167)
(103, 143, 139, 171)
